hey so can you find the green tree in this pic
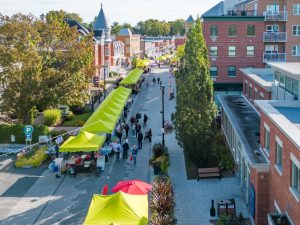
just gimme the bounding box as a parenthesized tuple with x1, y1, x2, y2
(0, 13, 94, 124)
(121, 23, 133, 30)
(45, 10, 83, 23)
(169, 19, 185, 36)
(111, 22, 121, 35)
(161, 22, 171, 36)
(131, 56, 138, 69)
(174, 19, 216, 167)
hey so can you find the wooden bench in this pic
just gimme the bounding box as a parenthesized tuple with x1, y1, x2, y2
(197, 167, 221, 180)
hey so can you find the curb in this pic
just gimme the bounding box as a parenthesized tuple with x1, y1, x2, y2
(0, 157, 14, 172)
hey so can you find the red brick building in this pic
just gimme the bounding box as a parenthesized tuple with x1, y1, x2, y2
(256, 100, 300, 225)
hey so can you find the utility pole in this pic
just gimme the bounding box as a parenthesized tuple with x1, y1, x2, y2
(161, 84, 165, 147)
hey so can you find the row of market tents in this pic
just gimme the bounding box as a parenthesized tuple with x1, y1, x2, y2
(59, 68, 144, 153)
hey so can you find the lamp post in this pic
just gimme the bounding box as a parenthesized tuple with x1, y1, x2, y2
(160, 85, 165, 147)
(102, 65, 108, 99)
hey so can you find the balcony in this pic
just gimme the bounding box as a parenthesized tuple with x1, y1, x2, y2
(267, 213, 293, 225)
(263, 53, 286, 62)
(264, 11, 288, 21)
(263, 32, 287, 42)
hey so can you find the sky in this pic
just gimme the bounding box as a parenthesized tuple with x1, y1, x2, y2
(0, 0, 221, 25)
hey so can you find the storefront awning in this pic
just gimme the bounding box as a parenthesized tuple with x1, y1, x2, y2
(120, 68, 144, 85)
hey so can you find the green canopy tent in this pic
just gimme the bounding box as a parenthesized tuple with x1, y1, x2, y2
(156, 55, 167, 61)
(83, 192, 148, 225)
(165, 54, 171, 59)
(120, 68, 144, 85)
(59, 132, 106, 152)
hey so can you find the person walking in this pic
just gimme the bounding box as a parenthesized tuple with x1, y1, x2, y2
(145, 128, 152, 143)
(114, 140, 122, 159)
(130, 116, 135, 127)
(124, 123, 129, 137)
(143, 114, 148, 127)
(122, 139, 129, 160)
(136, 123, 141, 138)
(157, 77, 160, 85)
(152, 77, 156, 86)
(116, 129, 123, 143)
(132, 123, 136, 137)
(137, 131, 144, 149)
(131, 145, 138, 166)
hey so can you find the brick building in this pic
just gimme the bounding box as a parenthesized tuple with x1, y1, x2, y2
(202, 0, 300, 106)
(116, 28, 141, 64)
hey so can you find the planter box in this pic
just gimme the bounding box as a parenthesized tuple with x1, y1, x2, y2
(268, 213, 292, 225)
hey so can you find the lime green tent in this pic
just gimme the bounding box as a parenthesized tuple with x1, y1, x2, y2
(165, 54, 171, 59)
(82, 86, 131, 134)
(157, 55, 166, 61)
(59, 132, 106, 152)
(120, 68, 144, 85)
(84, 192, 148, 225)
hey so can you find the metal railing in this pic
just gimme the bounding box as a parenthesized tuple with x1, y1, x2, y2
(263, 32, 287, 42)
(263, 53, 286, 62)
(264, 11, 288, 21)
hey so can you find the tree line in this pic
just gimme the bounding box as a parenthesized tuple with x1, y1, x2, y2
(0, 12, 94, 124)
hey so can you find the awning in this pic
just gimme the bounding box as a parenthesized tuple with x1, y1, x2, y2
(59, 132, 106, 152)
(157, 55, 167, 61)
(120, 68, 144, 85)
(83, 192, 148, 225)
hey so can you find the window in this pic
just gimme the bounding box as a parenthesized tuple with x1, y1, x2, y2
(293, 4, 300, 15)
(247, 25, 255, 36)
(126, 47, 130, 53)
(210, 66, 218, 77)
(276, 140, 282, 170)
(292, 162, 300, 194)
(266, 4, 279, 13)
(228, 46, 236, 56)
(105, 47, 109, 56)
(228, 66, 236, 77)
(247, 46, 255, 56)
(266, 25, 279, 32)
(265, 45, 278, 53)
(126, 38, 130, 45)
(210, 46, 218, 56)
(210, 25, 218, 36)
(264, 127, 270, 153)
(293, 25, 300, 36)
(292, 46, 300, 56)
(228, 25, 237, 36)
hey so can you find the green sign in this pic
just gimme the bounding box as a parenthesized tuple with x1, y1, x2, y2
(24, 125, 34, 135)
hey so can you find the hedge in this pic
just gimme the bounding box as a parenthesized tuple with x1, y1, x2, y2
(0, 124, 49, 144)
(15, 146, 48, 168)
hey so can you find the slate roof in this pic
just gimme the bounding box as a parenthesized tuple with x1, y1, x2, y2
(65, 19, 90, 35)
(186, 15, 194, 23)
(94, 3, 109, 31)
(118, 28, 133, 36)
(202, 1, 224, 17)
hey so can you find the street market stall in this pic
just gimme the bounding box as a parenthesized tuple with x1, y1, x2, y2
(83, 192, 148, 225)
(120, 68, 144, 86)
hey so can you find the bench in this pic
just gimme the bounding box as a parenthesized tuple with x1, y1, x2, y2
(197, 167, 221, 180)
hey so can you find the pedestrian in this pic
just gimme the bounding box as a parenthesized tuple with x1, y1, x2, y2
(137, 131, 144, 149)
(145, 128, 152, 143)
(157, 77, 160, 85)
(131, 145, 138, 165)
(136, 123, 141, 138)
(130, 116, 135, 127)
(132, 123, 136, 137)
(124, 123, 129, 137)
(116, 129, 123, 143)
(114, 140, 122, 159)
(143, 114, 148, 127)
(122, 139, 129, 160)
(152, 77, 156, 86)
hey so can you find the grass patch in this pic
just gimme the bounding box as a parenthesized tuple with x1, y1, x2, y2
(0, 124, 49, 144)
(62, 112, 92, 126)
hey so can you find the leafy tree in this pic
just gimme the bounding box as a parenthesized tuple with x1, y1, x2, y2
(161, 22, 171, 36)
(169, 19, 185, 36)
(0, 13, 94, 124)
(45, 10, 83, 23)
(174, 19, 216, 167)
(131, 56, 138, 69)
(121, 23, 133, 30)
(111, 22, 121, 35)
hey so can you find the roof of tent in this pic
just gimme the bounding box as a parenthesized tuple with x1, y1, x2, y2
(59, 132, 106, 152)
(81, 86, 131, 134)
(83, 192, 148, 225)
(120, 68, 144, 85)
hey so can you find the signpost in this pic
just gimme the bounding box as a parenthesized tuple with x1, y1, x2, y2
(24, 125, 33, 145)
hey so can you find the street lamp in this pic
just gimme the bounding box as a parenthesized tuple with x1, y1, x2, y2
(102, 65, 108, 99)
(160, 84, 165, 147)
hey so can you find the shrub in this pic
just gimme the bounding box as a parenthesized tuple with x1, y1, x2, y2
(65, 111, 74, 121)
(44, 109, 61, 126)
(0, 124, 49, 144)
(152, 143, 164, 158)
(150, 176, 175, 225)
(15, 146, 48, 168)
(153, 154, 170, 174)
(69, 105, 85, 114)
(218, 214, 242, 225)
(216, 144, 235, 172)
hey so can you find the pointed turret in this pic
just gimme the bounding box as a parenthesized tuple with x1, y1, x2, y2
(94, 3, 111, 41)
(186, 15, 194, 23)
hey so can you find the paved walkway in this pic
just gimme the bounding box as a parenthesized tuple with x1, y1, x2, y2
(0, 67, 249, 225)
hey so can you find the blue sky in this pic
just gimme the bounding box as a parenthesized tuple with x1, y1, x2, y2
(0, 0, 220, 24)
